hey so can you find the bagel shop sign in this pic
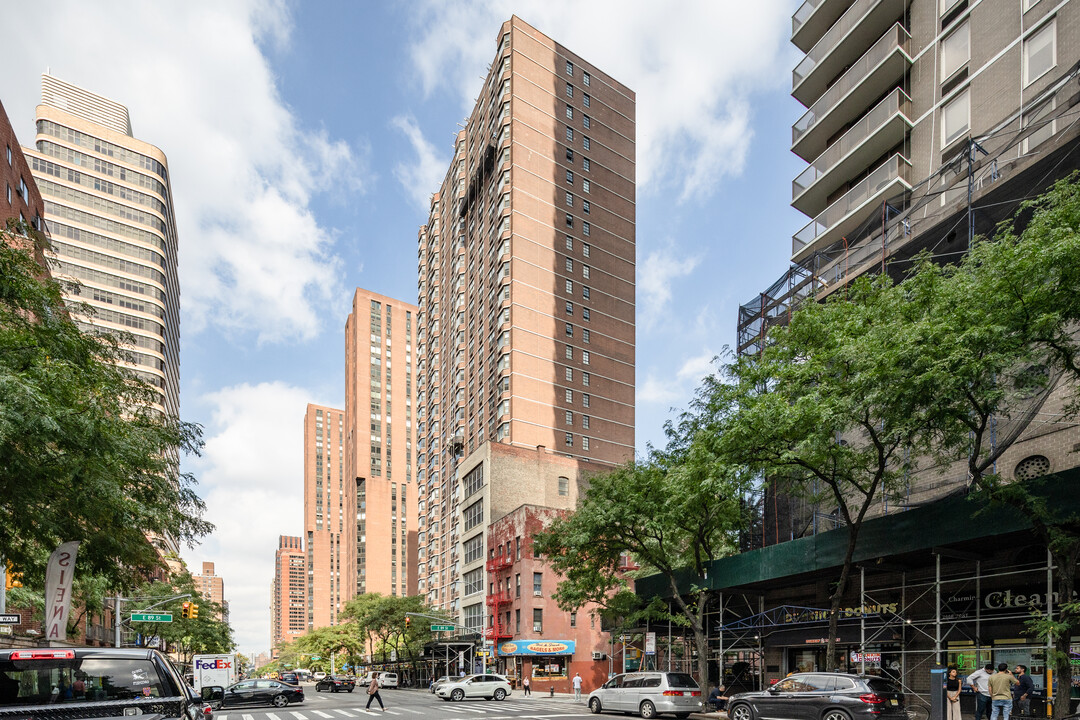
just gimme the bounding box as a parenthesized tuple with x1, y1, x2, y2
(498, 640, 576, 656)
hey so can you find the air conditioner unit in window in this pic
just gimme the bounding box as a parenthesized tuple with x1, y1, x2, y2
(591, 651, 606, 661)
(533, 590, 543, 597)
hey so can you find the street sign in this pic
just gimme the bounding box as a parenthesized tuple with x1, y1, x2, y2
(431, 624, 455, 631)
(131, 613, 173, 622)
(311, 656, 321, 660)
(0, 614, 20, 624)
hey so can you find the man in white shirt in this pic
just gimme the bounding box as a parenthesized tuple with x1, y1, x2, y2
(968, 663, 995, 720)
(572, 673, 583, 702)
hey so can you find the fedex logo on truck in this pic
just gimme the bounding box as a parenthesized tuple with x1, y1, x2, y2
(196, 658, 232, 670)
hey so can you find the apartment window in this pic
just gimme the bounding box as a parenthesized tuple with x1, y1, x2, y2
(583, 415, 591, 429)
(565, 236, 574, 250)
(583, 437, 591, 451)
(1023, 98, 1057, 153)
(583, 222, 591, 236)
(942, 89, 970, 147)
(566, 214, 574, 228)
(566, 84, 574, 98)
(583, 115, 592, 130)
(565, 345, 573, 360)
(582, 286, 591, 299)
(566, 192, 574, 207)
(515, 574, 521, 596)
(583, 137, 591, 151)
(5, 185, 9, 204)
(583, 200, 591, 214)
(516, 609, 521, 631)
(566, 279, 574, 293)
(565, 432, 574, 447)
(566, 301, 574, 315)
(533, 608, 543, 632)
(464, 535, 483, 564)
(1024, 20, 1056, 86)
(566, 323, 574, 337)
(566, 170, 574, 184)
(583, 243, 591, 258)
(566, 60, 574, 76)
(583, 394, 591, 408)
(939, 0, 963, 16)
(570, 611, 577, 627)
(583, 157, 591, 172)
(940, 22, 969, 80)
(582, 372, 590, 386)
(582, 351, 591, 365)
(5, 146, 9, 165)
(566, 105, 574, 120)
(566, 148, 574, 162)
(533, 573, 543, 595)
(583, 329, 591, 343)
(582, 179, 591, 194)
(565, 367, 573, 381)
(463, 568, 483, 595)
(583, 94, 591, 108)
(565, 257, 573, 272)
(566, 127, 574, 142)
(565, 410, 573, 425)
(463, 499, 484, 531)
(583, 71, 591, 86)
(583, 308, 591, 321)
(565, 388, 573, 403)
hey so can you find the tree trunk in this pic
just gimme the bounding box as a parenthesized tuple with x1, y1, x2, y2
(693, 594, 709, 689)
(825, 526, 861, 672)
(1052, 546, 1078, 719)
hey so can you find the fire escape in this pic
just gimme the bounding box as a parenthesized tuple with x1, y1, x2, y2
(484, 554, 513, 640)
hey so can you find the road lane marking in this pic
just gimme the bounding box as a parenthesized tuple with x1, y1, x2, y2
(266, 713, 282, 720)
(312, 712, 334, 718)
(291, 712, 308, 720)
(333, 710, 356, 717)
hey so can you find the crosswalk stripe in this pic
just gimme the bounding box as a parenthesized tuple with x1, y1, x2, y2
(312, 712, 334, 718)
(216, 715, 228, 720)
(396, 710, 424, 715)
(266, 713, 282, 720)
(291, 712, 308, 720)
(333, 710, 356, 717)
(242, 714, 255, 720)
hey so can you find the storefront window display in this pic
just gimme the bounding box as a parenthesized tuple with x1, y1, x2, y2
(531, 658, 568, 679)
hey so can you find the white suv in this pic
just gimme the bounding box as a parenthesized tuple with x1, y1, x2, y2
(436, 674, 512, 701)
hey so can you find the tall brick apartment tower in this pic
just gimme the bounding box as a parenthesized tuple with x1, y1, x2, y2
(271, 535, 305, 657)
(416, 16, 635, 636)
(344, 289, 418, 599)
(303, 404, 346, 629)
(739, 0, 1080, 542)
(192, 561, 228, 623)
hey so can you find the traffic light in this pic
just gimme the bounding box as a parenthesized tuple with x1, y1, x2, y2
(190, 604, 199, 620)
(181, 602, 191, 619)
(405, 616, 411, 630)
(5, 561, 22, 590)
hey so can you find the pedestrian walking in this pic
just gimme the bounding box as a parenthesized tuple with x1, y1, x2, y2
(989, 663, 1019, 720)
(573, 672, 583, 702)
(523, 676, 531, 696)
(968, 663, 995, 720)
(365, 672, 385, 711)
(945, 667, 962, 720)
(1012, 665, 1034, 717)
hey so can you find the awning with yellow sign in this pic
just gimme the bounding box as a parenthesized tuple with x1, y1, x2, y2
(497, 640, 576, 656)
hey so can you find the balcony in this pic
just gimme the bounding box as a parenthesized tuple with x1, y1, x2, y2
(485, 555, 512, 573)
(484, 624, 512, 640)
(793, 0, 907, 106)
(792, 0, 849, 52)
(792, 153, 912, 262)
(792, 23, 911, 162)
(485, 589, 512, 607)
(792, 88, 912, 217)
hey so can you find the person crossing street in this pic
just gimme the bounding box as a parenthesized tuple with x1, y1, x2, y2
(573, 673, 583, 702)
(365, 672, 385, 711)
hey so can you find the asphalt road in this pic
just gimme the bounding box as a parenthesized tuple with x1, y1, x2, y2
(213, 686, 597, 720)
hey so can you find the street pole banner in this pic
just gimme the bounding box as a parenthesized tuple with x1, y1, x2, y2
(45, 541, 79, 643)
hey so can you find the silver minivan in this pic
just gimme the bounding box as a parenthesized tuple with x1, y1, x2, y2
(588, 672, 703, 719)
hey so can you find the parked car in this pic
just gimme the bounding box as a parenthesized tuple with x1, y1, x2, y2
(313, 672, 327, 681)
(218, 679, 304, 709)
(379, 673, 399, 688)
(436, 674, 512, 701)
(431, 675, 453, 694)
(727, 673, 907, 720)
(315, 675, 356, 693)
(587, 672, 703, 719)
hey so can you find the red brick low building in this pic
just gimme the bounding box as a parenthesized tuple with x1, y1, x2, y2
(486, 505, 611, 695)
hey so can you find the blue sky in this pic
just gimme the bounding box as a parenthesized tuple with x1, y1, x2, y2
(5, 0, 805, 654)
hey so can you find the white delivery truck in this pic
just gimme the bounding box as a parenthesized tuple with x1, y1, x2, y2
(193, 653, 240, 692)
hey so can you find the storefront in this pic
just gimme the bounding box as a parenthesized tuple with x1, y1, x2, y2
(497, 640, 578, 692)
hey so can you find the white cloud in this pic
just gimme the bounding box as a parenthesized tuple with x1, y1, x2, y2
(639, 241, 702, 330)
(2, 0, 366, 344)
(392, 115, 450, 212)
(403, 1, 794, 201)
(184, 381, 329, 654)
(638, 349, 718, 410)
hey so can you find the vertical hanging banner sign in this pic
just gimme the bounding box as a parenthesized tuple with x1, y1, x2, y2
(45, 541, 80, 643)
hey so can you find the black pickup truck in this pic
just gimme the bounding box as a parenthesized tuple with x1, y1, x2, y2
(0, 647, 224, 720)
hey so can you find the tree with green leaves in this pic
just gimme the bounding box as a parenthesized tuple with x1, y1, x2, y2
(533, 432, 749, 685)
(0, 223, 211, 588)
